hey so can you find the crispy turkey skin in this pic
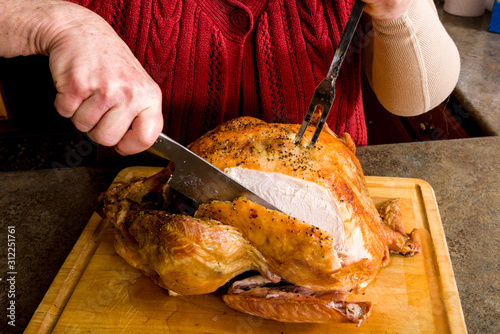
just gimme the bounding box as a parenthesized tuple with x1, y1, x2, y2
(99, 117, 420, 324)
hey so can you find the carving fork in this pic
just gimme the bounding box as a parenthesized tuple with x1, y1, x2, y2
(295, 0, 365, 147)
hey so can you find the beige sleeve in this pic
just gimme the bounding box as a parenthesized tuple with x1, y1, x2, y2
(363, 0, 460, 116)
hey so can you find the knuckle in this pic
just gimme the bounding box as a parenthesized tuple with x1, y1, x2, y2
(55, 105, 74, 118)
(96, 82, 116, 106)
(68, 77, 92, 98)
(72, 119, 93, 133)
(88, 131, 118, 147)
(140, 131, 158, 147)
(149, 82, 162, 100)
(54, 95, 77, 118)
(124, 85, 137, 101)
(72, 111, 102, 133)
(137, 79, 162, 102)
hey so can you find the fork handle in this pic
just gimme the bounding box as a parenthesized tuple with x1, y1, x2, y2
(327, 0, 365, 81)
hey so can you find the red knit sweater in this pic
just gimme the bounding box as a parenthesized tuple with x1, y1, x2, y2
(69, 0, 366, 146)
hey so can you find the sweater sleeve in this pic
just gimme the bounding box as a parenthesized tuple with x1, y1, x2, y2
(363, 0, 460, 116)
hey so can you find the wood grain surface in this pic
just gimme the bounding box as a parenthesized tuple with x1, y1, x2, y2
(26, 167, 467, 333)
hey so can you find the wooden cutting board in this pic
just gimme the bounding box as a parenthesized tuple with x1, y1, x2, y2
(26, 167, 467, 333)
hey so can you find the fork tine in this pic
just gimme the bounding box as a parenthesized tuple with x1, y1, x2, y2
(309, 78, 336, 146)
(295, 78, 335, 146)
(294, 101, 318, 145)
(309, 91, 334, 147)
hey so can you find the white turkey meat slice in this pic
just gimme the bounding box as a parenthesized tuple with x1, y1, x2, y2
(226, 166, 372, 266)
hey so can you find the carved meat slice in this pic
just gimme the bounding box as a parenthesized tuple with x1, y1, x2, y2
(222, 275, 372, 324)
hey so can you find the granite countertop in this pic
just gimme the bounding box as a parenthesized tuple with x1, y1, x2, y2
(357, 137, 499, 333)
(0, 168, 120, 333)
(0, 136, 498, 333)
(438, 4, 500, 135)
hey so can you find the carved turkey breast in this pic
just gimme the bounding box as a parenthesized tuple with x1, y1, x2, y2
(99, 117, 420, 325)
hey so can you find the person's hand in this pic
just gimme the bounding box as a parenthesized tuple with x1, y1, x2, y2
(363, 0, 413, 21)
(43, 2, 163, 155)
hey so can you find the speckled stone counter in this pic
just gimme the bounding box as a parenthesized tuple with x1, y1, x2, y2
(357, 136, 500, 334)
(0, 168, 119, 334)
(0, 136, 498, 333)
(438, 4, 500, 135)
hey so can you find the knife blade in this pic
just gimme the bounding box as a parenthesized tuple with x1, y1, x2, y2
(148, 133, 281, 212)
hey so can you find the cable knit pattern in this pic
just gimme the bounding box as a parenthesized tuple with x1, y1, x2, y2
(202, 28, 225, 134)
(297, 0, 333, 82)
(111, 0, 127, 37)
(67, 0, 366, 145)
(256, 12, 286, 124)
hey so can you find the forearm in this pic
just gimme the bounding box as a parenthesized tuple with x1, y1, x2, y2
(364, 0, 460, 116)
(0, 0, 112, 58)
(0, 0, 163, 155)
(0, 0, 59, 57)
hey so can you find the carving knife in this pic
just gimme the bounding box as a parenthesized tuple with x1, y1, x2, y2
(148, 133, 281, 212)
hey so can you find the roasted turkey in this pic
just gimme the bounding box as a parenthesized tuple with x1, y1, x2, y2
(99, 117, 420, 325)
